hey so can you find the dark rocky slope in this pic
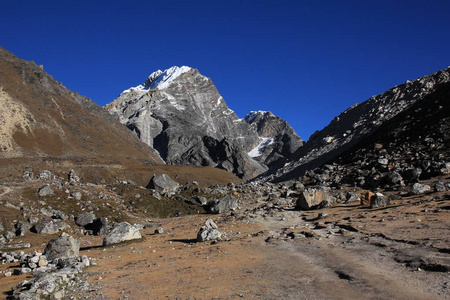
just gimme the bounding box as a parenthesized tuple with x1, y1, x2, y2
(264, 67, 450, 183)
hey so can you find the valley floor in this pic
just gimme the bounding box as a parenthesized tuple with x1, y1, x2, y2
(1, 185, 449, 299)
(82, 194, 448, 299)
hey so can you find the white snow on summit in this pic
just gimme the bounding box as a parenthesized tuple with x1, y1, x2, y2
(245, 110, 269, 123)
(120, 66, 192, 95)
(146, 66, 192, 90)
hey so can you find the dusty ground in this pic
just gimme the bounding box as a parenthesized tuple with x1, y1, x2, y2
(79, 191, 449, 300)
(1, 184, 449, 299)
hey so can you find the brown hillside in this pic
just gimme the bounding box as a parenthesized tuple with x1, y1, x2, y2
(0, 47, 162, 164)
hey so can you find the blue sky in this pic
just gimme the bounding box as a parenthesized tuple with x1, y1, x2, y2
(2, 0, 449, 140)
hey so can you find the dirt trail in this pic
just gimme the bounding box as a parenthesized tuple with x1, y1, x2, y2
(0, 185, 13, 198)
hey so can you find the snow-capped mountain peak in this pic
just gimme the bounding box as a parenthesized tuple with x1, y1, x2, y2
(144, 66, 192, 90)
(244, 110, 271, 123)
(119, 66, 192, 96)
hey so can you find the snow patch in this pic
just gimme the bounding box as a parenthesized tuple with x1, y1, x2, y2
(244, 110, 269, 123)
(146, 66, 192, 90)
(248, 137, 274, 158)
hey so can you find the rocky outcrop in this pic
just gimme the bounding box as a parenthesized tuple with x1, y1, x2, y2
(106, 66, 302, 179)
(266, 67, 450, 182)
(244, 111, 304, 168)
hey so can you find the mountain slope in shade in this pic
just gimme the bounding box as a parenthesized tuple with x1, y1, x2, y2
(0, 47, 163, 165)
(264, 67, 450, 182)
(106, 67, 303, 179)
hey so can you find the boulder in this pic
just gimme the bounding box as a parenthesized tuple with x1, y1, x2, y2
(38, 170, 52, 180)
(33, 219, 69, 234)
(205, 195, 238, 214)
(296, 188, 333, 210)
(68, 169, 80, 184)
(434, 181, 447, 192)
(345, 192, 360, 203)
(197, 219, 222, 242)
(403, 168, 422, 183)
(147, 174, 180, 193)
(410, 183, 431, 195)
(43, 233, 80, 261)
(38, 185, 55, 197)
(370, 193, 390, 208)
(385, 171, 404, 186)
(103, 222, 142, 246)
(360, 191, 374, 206)
(15, 221, 32, 236)
(191, 196, 208, 206)
(85, 217, 110, 235)
(72, 191, 82, 200)
(75, 212, 96, 227)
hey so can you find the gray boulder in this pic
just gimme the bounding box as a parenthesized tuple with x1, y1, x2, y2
(147, 174, 180, 193)
(403, 168, 423, 183)
(75, 212, 96, 227)
(370, 193, 390, 208)
(43, 233, 80, 261)
(205, 195, 238, 214)
(72, 191, 82, 200)
(68, 169, 80, 184)
(197, 219, 222, 242)
(15, 221, 32, 236)
(38, 185, 55, 197)
(345, 192, 360, 203)
(434, 181, 448, 192)
(38, 170, 52, 180)
(410, 183, 431, 195)
(86, 217, 110, 235)
(296, 188, 333, 210)
(103, 222, 142, 246)
(33, 219, 69, 234)
(385, 171, 404, 186)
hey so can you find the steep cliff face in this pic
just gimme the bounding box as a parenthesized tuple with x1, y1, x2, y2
(0, 47, 163, 165)
(244, 110, 303, 168)
(106, 67, 303, 179)
(264, 67, 450, 182)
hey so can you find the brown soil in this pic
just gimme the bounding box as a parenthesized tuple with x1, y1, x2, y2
(79, 190, 449, 300)
(1, 188, 449, 299)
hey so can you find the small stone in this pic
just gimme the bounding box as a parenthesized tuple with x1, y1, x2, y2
(154, 227, 164, 234)
(38, 256, 48, 267)
(410, 183, 431, 195)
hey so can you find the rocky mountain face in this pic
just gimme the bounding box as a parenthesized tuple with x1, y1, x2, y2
(288, 80, 450, 193)
(244, 110, 303, 168)
(265, 67, 450, 182)
(0, 47, 163, 165)
(106, 67, 303, 179)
